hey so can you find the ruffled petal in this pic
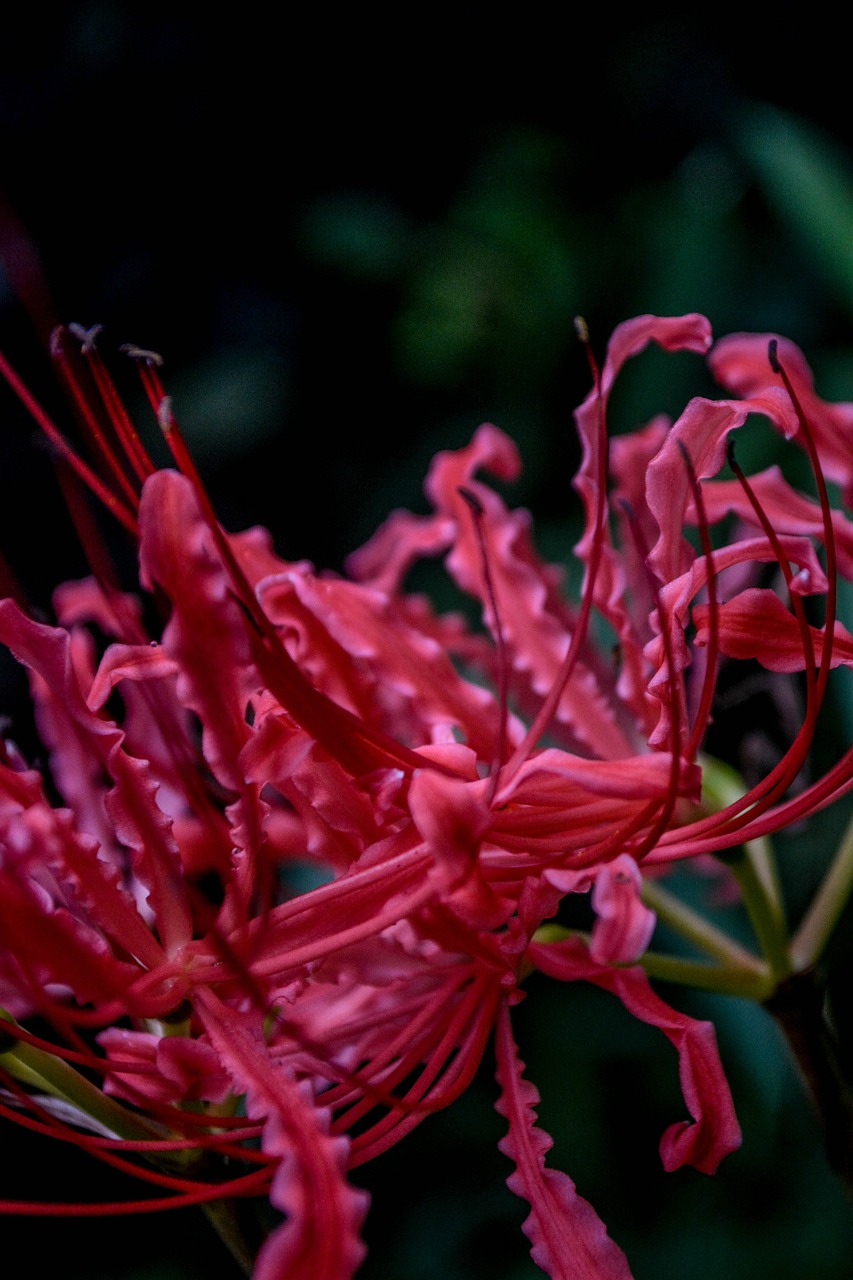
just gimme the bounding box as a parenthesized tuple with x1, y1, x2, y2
(197, 990, 369, 1280)
(694, 587, 853, 671)
(530, 935, 741, 1174)
(494, 1003, 633, 1280)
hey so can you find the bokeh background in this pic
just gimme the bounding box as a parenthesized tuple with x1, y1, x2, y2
(2, 6, 853, 1277)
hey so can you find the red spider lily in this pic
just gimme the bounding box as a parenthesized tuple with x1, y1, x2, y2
(0, 312, 850, 1278)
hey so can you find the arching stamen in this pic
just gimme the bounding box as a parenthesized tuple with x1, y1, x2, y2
(615, 496, 683, 862)
(678, 440, 721, 761)
(497, 317, 609, 791)
(124, 343, 169, 426)
(768, 339, 837, 698)
(574, 314, 600, 386)
(156, 397, 461, 781)
(0, 347, 137, 534)
(343, 975, 500, 1164)
(457, 486, 509, 791)
(721, 438, 819, 813)
(48, 330, 141, 512)
(66, 326, 156, 489)
(658, 366, 839, 852)
(0, 1160, 272, 1217)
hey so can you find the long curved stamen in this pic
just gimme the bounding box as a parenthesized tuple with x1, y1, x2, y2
(69, 329, 156, 489)
(679, 440, 721, 761)
(0, 347, 137, 534)
(457, 485, 509, 793)
(328, 972, 481, 1126)
(616, 497, 683, 862)
(123, 344, 169, 428)
(537, 499, 690, 875)
(154, 394, 462, 780)
(657, 345, 840, 855)
(498, 319, 609, 792)
(344, 977, 500, 1165)
(51, 326, 155, 507)
(0, 1065, 245, 1191)
(49, 331, 140, 511)
(674, 440, 822, 846)
(0, 1093, 262, 1159)
(726, 437, 819, 785)
(0, 1164, 273, 1217)
(769, 339, 837, 696)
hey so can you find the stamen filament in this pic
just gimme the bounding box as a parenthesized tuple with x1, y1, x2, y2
(0, 349, 137, 533)
(458, 485, 509, 791)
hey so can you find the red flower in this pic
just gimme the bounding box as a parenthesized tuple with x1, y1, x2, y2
(0, 313, 849, 1277)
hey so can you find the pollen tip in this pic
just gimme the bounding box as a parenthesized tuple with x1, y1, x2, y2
(768, 337, 780, 373)
(68, 322, 103, 355)
(574, 315, 590, 344)
(48, 325, 65, 359)
(120, 343, 164, 368)
(725, 436, 737, 468)
(157, 394, 175, 433)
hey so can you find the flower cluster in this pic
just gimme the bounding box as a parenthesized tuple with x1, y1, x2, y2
(1, 313, 851, 1278)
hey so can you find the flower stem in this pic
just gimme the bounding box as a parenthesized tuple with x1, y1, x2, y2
(201, 1200, 259, 1277)
(791, 806, 853, 972)
(764, 970, 853, 1200)
(641, 879, 763, 969)
(700, 754, 791, 976)
(639, 948, 773, 999)
(719, 841, 793, 981)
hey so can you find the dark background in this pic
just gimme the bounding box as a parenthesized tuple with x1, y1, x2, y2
(2, 6, 853, 1277)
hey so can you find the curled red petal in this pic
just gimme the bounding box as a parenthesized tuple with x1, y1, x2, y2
(588, 855, 656, 965)
(710, 331, 853, 504)
(694, 588, 853, 672)
(197, 989, 369, 1280)
(494, 1003, 633, 1280)
(409, 769, 509, 928)
(530, 936, 741, 1175)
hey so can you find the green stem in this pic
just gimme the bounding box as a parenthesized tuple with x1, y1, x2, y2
(531, 926, 771, 998)
(639, 949, 773, 999)
(765, 971, 853, 1200)
(791, 806, 853, 972)
(641, 879, 764, 969)
(701, 754, 791, 976)
(201, 1200, 259, 1277)
(720, 844, 793, 980)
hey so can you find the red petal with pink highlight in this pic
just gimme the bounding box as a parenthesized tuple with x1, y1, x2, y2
(494, 1003, 633, 1280)
(530, 936, 741, 1174)
(198, 990, 368, 1280)
(694, 587, 853, 671)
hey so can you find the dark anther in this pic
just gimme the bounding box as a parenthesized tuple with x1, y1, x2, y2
(768, 338, 780, 373)
(726, 436, 737, 469)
